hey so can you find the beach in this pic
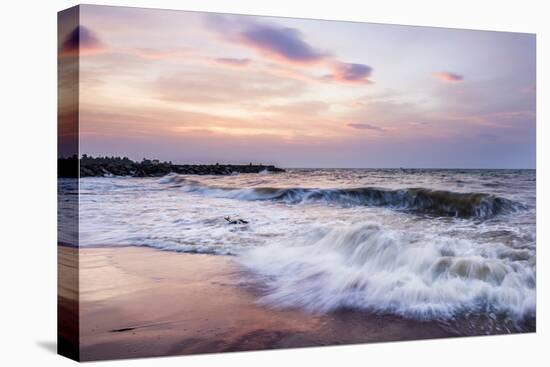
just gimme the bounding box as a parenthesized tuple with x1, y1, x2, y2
(61, 245, 455, 361)
(58, 168, 536, 360)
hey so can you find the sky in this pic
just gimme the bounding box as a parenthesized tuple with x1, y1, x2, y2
(59, 5, 536, 168)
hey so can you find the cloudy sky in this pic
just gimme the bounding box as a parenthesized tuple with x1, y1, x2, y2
(59, 5, 536, 168)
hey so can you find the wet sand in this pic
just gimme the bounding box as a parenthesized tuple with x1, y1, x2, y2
(59, 246, 456, 361)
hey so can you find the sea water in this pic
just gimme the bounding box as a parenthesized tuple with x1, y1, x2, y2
(67, 169, 536, 334)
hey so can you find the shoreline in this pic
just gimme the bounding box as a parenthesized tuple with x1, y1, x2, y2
(60, 245, 461, 361)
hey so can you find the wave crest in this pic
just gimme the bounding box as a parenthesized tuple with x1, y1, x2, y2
(161, 175, 522, 219)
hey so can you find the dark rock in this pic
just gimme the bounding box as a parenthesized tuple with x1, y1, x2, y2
(57, 155, 285, 178)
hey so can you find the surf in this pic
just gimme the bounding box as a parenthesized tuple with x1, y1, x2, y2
(239, 222, 536, 331)
(161, 175, 523, 219)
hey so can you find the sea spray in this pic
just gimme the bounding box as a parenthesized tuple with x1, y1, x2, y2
(239, 222, 536, 325)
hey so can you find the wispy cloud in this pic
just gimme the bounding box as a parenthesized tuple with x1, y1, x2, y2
(60, 26, 105, 57)
(347, 123, 384, 131)
(154, 69, 306, 105)
(433, 71, 464, 83)
(131, 47, 191, 60)
(213, 57, 251, 67)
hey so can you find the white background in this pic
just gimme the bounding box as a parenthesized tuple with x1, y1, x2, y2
(0, 0, 547, 365)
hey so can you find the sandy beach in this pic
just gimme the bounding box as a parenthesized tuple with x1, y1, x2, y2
(59, 245, 456, 361)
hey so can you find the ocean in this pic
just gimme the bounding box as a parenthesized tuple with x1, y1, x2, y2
(65, 168, 536, 335)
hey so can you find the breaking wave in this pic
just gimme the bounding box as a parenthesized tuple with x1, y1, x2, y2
(161, 175, 523, 219)
(239, 222, 536, 329)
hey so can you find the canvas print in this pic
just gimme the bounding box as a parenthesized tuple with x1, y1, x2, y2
(58, 4, 536, 362)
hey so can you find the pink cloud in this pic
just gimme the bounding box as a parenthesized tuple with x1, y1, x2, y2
(347, 123, 384, 131)
(433, 71, 464, 83)
(213, 58, 251, 67)
(131, 48, 190, 60)
(324, 62, 373, 85)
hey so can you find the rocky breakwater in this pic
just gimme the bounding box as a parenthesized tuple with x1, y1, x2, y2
(58, 155, 285, 177)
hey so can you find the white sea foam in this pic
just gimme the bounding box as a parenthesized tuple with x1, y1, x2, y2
(240, 222, 536, 323)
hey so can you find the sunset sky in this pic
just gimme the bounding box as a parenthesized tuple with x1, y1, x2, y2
(59, 5, 536, 168)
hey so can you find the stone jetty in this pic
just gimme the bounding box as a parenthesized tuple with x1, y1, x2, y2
(58, 155, 285, 178)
